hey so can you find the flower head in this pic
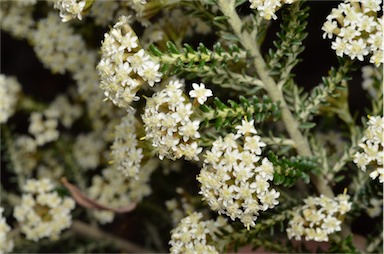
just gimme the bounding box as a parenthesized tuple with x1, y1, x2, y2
(29, 111, 59, 146)
(286, 193, 351, 242)
(0, 207, 14, 253)
(353, 115, 384, 183)
(197, 121, 277, 229)
(88, 159, 158, 224)
(169, 212, 232, 254)
(142, 79, 202, 161)
(13, 178, 75, 241)
(97, 15, 162, 109)
(111, 110, 144, 178)
(323, 0, 383, 66)
(0, 74, 21, 124)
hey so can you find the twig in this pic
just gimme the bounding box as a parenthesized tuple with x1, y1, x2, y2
(71, 220, 154, 253)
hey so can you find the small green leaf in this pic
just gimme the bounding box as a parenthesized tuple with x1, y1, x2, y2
(221, 33, 240, 42)
(299, 122, 316, 129)
(166, 41, 180, 54)
(215, 117, 224, 130)
(183, 43, 196, 53)
(214, 97, 227, 110)
(148, 44, 163, 57)
(333, 175, 345, 183)
(214, 15, 229, 21)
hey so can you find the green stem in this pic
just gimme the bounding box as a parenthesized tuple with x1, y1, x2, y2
(217, 0, 334, 198)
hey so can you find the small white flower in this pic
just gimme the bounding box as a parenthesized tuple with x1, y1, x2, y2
(322, 20, 338, 39)
(347, 38, 369, 61)
(189, 82, 213, 105)
(236, 119, 257, 135)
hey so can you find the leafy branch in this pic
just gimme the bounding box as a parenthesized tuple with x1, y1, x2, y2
(149, 41, 246, 75)
(267, 151, 318, 187)
(267, 1, 309, 88)
(199, 95, 281, 131)
(297, 59, 354, 123)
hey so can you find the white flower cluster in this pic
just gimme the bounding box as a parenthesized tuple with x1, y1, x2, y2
(31, 13, 88, 74)
(54, 0, 86, 22)
(88, 159, 157, 224)
(142, 79, 203, 161)
(322, 0, 383, 66)
(97, 15, 162, 109)
(111, 111, 143, 178)
(361, 65, 383, 99)
(0, 74, 21, 123)
(9, 135, 37, 176)
(0, 2, 36, 39)
(48, 95, 83, 128)
(29, 111, 59, 146)
(88, 0, 119, 27)
(0, 207, 14, 254)
(197, 120, 279, 229)
(28, 11, 112, 120)
(169, 212, 232, 254)
(73, 132, 105, 170)
(13, 178, 75, 242)
(249, 0, 297, 20)
(353, 116, 384, 183)
(36, 154, 65, 183)
(286, 193, 352, 242)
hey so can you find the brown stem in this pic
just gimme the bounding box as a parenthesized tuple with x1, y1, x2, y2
(71, 220, 154, 253)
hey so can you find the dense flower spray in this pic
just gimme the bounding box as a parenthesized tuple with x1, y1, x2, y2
(97, 15, 162, 109)
(198, 120, 279, 229)
(322, 0, 383, 66)
(13, 179, 75, 241)
(286, 193, 352, 242)
(353, 116, 384, 183)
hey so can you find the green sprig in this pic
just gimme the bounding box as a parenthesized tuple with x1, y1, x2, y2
(148, 42, 246, 76)
(199, 95, 281, 131)
(268, 151, 318, 187)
